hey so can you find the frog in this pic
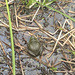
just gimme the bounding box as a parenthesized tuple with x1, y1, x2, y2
(27, 35, 43, 57)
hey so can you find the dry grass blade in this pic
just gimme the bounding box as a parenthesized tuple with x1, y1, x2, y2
(19, 55, 24, 75)
(14, 1, 18, 27)
(46, 19, 68, 58)
(61, 60, 75, 65)
(0, 41, 13, 74)
(53, 70, 74, 73)
(34, 19, 63, 46)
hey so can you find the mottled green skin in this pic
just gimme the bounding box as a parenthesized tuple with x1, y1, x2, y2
(27, 36, 42, 57)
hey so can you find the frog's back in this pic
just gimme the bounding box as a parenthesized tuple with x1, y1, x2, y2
(29, 41, 40, 51)
(28, 41, 41, 56)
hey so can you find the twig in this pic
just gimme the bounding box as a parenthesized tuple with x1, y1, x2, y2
(14, 0, 18, 27)
(46, 19, 67, 58)
(59, 28, 75, 40)
(53, 71, 74, 73)
(34, 19, 63, 46)
(0, 41, 13, 73)
(19, 55, 24, 75)
(61, 60, 75, 65)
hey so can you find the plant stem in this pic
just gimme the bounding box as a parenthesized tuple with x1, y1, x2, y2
(5, 0, 15, 75)
(45, 5, 75, 22)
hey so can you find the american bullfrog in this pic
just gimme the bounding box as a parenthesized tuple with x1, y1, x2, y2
(27, 35, 42, 57)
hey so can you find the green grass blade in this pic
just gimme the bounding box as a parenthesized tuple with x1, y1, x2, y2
(45, 5, 75, 22)
(36, 0, 75, 22)
(5, 0, 15, 75)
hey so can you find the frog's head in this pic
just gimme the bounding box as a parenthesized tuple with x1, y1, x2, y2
(29, 35, 37, 41)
